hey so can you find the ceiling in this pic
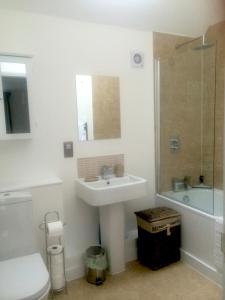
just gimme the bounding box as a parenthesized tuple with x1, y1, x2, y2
(0, 0, 224, 37)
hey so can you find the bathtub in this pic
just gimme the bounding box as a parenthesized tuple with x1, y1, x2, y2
(156, 188, 224, 286)
(162, 188, 223, 216)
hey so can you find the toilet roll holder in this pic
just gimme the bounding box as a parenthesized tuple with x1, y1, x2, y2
(40, 211, 68, 296)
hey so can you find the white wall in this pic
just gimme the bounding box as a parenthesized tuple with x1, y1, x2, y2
(0, 0, 224, 37)
(0, 10, 155, 276)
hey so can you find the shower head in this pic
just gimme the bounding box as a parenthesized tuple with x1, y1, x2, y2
(192, 34, 214, 51)
(175, 33, 214, 51)
(193, 44, 214, 50)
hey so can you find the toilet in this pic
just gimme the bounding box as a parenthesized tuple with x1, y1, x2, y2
(0, 191, 50, 300)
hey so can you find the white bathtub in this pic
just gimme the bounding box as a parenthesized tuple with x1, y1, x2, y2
(163, 188, 223, 216)
(156, 189, 224, 286)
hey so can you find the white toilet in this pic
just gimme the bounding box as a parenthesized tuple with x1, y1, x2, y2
(0, 191, 50, 300)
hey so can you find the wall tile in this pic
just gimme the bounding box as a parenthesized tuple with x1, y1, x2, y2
(153, 31, 217, 191)
(77, 154, 124, 178)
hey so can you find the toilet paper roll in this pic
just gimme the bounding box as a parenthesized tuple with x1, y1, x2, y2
(47, 245, 65, 291)
(47, 244, 63, 255)
(47, 221, 63, 238)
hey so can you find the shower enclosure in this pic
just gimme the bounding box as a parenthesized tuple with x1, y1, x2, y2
(155, 35, 222, 216)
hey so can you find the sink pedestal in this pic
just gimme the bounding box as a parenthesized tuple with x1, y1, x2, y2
(100, 203, 125, 274)
(76, 174, 147, 274)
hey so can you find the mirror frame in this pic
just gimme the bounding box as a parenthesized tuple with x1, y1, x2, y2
(0, 54, 33, 140)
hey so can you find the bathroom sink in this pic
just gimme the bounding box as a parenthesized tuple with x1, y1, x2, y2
(76, 174, 147, 275)
(76, 175, 147, 206)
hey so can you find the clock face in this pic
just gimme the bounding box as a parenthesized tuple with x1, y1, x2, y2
(130, 51, 144, 68)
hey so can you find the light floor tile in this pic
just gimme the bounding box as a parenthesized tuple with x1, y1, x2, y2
(51, 261, 222, 300)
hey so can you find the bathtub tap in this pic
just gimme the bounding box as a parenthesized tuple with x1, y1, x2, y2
(172, 178, 186, 192)
(183, 176, 192, 190)
(172, 177, 192, 192)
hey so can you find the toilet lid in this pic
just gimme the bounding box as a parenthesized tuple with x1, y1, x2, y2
(0, 253, 50, 300)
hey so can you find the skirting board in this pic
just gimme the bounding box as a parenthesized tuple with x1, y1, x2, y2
(181, 249, 222, 287)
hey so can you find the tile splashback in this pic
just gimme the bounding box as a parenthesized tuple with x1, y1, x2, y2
(77, 154, 124, 178)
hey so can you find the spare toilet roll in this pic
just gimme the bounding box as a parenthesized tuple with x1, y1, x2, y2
(47, 221, 63, 238)
(47, 244, 65, 291)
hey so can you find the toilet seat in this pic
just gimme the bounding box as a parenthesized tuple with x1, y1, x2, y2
(0, 253, 50, 300)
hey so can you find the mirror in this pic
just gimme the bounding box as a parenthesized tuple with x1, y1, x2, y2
(76, 75, 121, 141)
(0, 56, 31, 139)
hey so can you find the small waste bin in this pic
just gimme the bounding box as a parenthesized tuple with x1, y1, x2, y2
(135, 207, 181, 270)
(85, 246, 107, 285)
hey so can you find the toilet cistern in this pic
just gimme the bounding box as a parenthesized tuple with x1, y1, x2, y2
(0, 191, 50, 300)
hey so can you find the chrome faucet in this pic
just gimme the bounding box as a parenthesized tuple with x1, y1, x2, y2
(172, 176, 192, 192)
(183, 176, 192, 190)
(101, 165, 114, 180)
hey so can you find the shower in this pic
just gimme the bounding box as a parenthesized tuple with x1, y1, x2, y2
(155, 30, 217, 214)
(175, 33, 214, 50)
(193, 34, 214, 50)
(154, 29, 222, 287)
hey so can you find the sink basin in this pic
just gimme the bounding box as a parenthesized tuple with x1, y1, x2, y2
(76, 174, 147, 206)
(76, 174, 147, 275)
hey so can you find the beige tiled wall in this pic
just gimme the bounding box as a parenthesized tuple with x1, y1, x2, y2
(201, 47, 216, 187)
(207, 21, 225, 189)
(153, 32, 217, 192)
(77, 154, 124, 178)
(92, 76, 121, 140)
(153, 32, 192, 60)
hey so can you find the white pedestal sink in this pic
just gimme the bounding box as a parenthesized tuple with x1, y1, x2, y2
(76, 175, 147, 274)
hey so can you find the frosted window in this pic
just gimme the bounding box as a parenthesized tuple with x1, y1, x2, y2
(1, 62, 26, 76)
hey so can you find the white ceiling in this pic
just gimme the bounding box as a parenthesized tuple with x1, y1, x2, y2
(0, 0, 224, 37)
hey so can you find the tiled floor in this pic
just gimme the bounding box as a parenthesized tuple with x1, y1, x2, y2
(52, 261, 222, 300)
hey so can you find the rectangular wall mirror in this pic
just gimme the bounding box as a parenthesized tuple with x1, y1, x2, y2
(0, 55, 32, 140)
(75, 75, 121, 141)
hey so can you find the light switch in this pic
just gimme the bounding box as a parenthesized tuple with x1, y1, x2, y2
(63, 141, 73, 158)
